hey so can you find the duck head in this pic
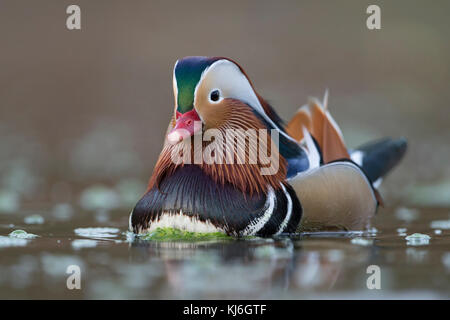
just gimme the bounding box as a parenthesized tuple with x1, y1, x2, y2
(168, 56, 284, 143)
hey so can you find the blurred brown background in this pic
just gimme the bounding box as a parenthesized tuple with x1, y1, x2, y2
(0, 0, 449, 207)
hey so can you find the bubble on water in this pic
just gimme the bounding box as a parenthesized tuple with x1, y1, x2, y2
(71, 239, 98, 250)
(0, 235, 28, 248)
(405, 233, 431, 241)
(405, 233, 431, 246)
(24, 214, 45, 225)
(0, 189, 20, 213)
(8, 230, 39, 239)
(395, 207, 419, 222)
(350, 237, 373, 246)
(430, 220, 450, 230)
(74, 227, 120, 239)
(79, 185, 120, 211)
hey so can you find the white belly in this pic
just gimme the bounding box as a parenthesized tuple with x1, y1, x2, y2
(135, 210, 224, 234)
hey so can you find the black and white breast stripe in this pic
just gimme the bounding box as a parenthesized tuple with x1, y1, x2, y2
(275, 184, 293, 235)
(241, 183, 302, 237)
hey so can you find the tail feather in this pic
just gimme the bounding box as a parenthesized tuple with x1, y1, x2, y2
(286, 96, 349, 164)
(351, 137, 407, 184)
(286, 93, 407, 187)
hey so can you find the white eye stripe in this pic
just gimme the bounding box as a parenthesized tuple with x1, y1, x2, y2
(172, 60, 179, 109)
(197, 59, 298, 144)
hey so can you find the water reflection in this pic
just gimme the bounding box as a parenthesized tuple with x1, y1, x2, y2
(128, 237, 351, 298)
(1, 207, 450, 299)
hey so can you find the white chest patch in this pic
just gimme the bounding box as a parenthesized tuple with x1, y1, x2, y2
(145, 211, 224, 234)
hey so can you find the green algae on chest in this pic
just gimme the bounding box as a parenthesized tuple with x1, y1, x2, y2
(138, 227, 232, 242)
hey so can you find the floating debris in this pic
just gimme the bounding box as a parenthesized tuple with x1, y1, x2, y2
(350, 237, 373, 246)
(366, 227, 378, 235)
(434, 229, 442, 235)
(79, 185, 120, 211)
(9, 229, 39, 239)
(0, 190, 20, 213)
(430, 220, 450, 230)
(395, 207, 419, 222)
(74, 227, 120, 239)
(24, 214, 45, 225)
(405, 233, 431, 241)
(0, 235, 28, 248)
(8, 229, 39, 239)
(71, 239, 98, 250)
(397, 228, 407, 233)
(405, 233, 431, 246)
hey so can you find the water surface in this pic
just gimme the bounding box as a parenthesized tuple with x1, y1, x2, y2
(1, 205, 449, 299)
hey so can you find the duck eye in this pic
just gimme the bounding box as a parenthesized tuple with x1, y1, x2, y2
(210, 89, 220, 102)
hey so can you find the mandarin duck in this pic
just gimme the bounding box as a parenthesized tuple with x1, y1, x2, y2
(130, 56, 407, 237)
